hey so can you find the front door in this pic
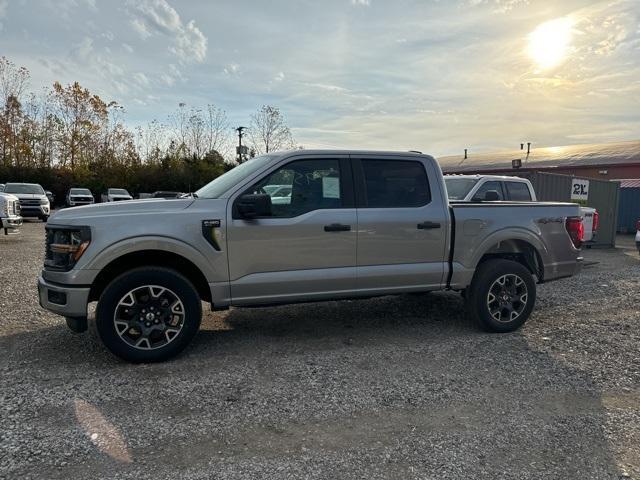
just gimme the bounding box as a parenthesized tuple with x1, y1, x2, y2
(227, 155, 357, 305)
(352, 155, 449, 293)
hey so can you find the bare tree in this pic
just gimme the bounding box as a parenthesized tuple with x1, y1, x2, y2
(0, 56, 31, 167)
(168, 102, 189, 155)
(204, 104, 230, 157)
(0, 56, 29, 107)
(248, 105, 294, 154)
(135, 120, 167, 164)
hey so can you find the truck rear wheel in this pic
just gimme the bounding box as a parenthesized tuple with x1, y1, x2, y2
(466, 259, 536, 332)
(96, 267, 202, 362)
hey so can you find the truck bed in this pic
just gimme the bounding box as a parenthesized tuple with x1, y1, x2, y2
(448, 201, 583, 289)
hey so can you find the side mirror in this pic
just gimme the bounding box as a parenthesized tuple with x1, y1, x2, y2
(237, 193, 272, 219)
(484, 190, 500, 201)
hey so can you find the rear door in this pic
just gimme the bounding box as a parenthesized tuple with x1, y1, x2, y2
(226, 155, 358, 304)
(352, 155, 449, 293)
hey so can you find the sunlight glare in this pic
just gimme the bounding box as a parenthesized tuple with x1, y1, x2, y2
(527, 17, 574, 70)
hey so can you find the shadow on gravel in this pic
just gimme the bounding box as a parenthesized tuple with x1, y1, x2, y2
(1, 291, 626, 479)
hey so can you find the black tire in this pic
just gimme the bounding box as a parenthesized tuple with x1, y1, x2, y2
(466, 259, 536, 332)
(96, 267, 202, 363)
(40, 215, 49, 222)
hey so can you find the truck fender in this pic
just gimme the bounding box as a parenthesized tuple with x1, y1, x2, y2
(468, 227, 550, 275)
(85, 235, 218, 282)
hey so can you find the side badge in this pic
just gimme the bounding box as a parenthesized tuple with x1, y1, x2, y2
(202, 219, 222, 251)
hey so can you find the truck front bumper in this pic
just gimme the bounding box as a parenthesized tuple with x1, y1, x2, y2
(20, 205, 49, 217)
(38, 275, 90, 318)
(1, 215, 22, 229)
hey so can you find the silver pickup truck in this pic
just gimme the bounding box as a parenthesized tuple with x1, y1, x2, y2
(38, 150, 583, 362)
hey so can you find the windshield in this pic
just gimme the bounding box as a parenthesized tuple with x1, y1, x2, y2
(4, 184, 45, 195)
(70, 188, 91, 195)
(109, 189, 129, 195)
(444, 178, 479, 200)
(196, 154, 277, 198)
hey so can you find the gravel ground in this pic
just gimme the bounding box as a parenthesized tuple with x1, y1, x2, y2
(1, 221, 639, 479)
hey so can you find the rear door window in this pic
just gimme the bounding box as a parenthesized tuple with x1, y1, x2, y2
(505, 182, 532, 201)
(360, 160, 430, 208)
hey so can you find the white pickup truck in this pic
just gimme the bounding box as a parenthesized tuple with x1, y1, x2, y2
(0, 192, 22, 234)
(101, 188, 133, 203)
(444, 175, 599, 245)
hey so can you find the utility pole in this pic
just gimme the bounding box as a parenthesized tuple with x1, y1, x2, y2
(235, 126, 246, 163)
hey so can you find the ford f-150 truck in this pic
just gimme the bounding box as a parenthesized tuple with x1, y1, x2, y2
(38, 150, 584, 362)
(0, 192, 22, 234)
(4, 182, 50, 221)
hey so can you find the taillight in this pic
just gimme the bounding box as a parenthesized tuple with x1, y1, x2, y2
(592, 210, 599, 233)
(565, 216, 584, 249)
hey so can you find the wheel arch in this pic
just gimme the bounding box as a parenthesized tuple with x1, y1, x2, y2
(475, 237, 545, 282)
(471, 228, 549, 283)
(89, 249, 212, 304)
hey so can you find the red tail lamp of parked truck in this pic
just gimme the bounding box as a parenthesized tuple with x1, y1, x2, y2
(566, 217, 584, 248)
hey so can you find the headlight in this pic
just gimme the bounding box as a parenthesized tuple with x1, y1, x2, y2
(40, 197, 49, 205)
(44, 226, 91, 271)
(1, 202, 7, 216)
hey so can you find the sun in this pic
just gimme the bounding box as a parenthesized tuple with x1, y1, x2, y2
(527, 17, 574, 70)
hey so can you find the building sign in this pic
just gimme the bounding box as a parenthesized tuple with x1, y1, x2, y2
(571, 178, 589, 204)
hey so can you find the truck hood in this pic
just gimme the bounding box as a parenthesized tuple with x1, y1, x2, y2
(50, 198, 196, 223)
(10, 193, 47, 201)
(0, 192, 19, 202)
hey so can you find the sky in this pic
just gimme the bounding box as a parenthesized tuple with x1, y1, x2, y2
(1, 0, 638, 157)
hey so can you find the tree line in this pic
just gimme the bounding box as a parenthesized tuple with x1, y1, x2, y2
(0, 56, 296, 203)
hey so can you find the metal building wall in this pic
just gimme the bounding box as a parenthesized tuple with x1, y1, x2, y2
(617, 188, 640, 233)
(510, 171, 619, 247)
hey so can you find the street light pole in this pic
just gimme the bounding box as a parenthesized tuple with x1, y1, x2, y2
(235, 126, 246, 163)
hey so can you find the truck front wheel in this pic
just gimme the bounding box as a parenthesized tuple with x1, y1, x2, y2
(466, 259, 536, 332)
(96, 267, 202, 362)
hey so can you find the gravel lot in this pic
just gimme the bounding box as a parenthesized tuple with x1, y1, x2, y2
(1, 221, 639, 479)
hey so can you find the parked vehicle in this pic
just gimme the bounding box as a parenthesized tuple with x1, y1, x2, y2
(3, 183, 50, 221)
(263, 184, 292, 205)
(45, 190, 55, 205)
(38, 150, 584, 362)
(151, 191, 183, 199)
(0, 192, 22, 234)
(444, 175, 599, 246)
(0, 184, 5, 192)
(66, 188, 95, 207)
(101, 188, 133, 202)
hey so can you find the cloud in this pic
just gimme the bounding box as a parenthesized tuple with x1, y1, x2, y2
(467, 0, 529, 13)
(126, 0, 207, 63)
(133, 72, 150, 87)
(70, 37, 94, 61)
(223, 63, 240, 75)
(351, 0, 370, 5)
(0, 0, 7, 30)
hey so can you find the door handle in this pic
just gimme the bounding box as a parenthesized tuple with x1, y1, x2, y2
(417, 221, 441, 230)
(324, 223, 351, 232)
